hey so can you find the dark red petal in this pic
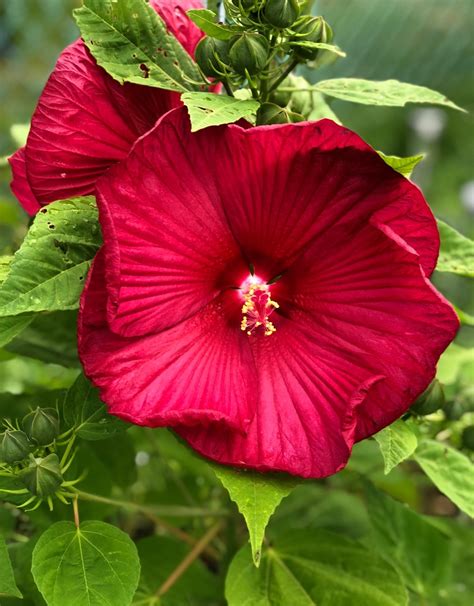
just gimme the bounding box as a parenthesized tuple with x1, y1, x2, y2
(96, 108, 246, 338)
(23, 40, 180, 206)
(78, 249, 257, 431)
(8, 148, 41, 215)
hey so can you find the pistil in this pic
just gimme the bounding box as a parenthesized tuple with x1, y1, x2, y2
(240, 277, 279, 336)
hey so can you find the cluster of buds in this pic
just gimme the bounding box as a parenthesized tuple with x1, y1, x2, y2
(0, 407, 81, 510)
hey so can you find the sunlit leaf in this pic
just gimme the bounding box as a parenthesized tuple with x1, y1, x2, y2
(187, 8, 237, 40)
(378, 152, 424, 178)
(436, 220, 474, 277)
(374, 420, 418, 474)
(182, 92, 259, 131)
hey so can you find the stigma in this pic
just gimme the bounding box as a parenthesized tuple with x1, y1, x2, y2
(240, 276, 279, 336)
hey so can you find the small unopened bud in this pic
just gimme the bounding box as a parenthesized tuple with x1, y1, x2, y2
(195, 37, 230, 78)
(411, 380, 445, 416)
(263, 0, 300, 29)
(21, 453, 63, 498)
(23, 407, 59, 446)
(256, 102, 304, 125)
(0, 430, 31, 464)
(461, 426, 474, 451)
(291, 16, 331, 60)
(231, 0, 258, 10)
(229, 33, 269, 76)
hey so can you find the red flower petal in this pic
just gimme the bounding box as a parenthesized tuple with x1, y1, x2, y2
(79, 249, 257, 431)
(8, 148, 41, 215)
(150, 0, 204, 54)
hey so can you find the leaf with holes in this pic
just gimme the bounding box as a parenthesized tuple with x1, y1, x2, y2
(74, 0, 205, 92)
(374, 419, 418, 474)
(314, 78, 465, 111)
(378, 152, 424, 178)
(226, 529, 408, 606)
(182, 92, 259, 131)
(436, 220, 474, 277)
(32, 521, 140, 606)
(0, 197, 100, 317)
(212, 464, 299, 566)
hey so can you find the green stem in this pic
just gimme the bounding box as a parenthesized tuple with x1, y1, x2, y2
(223, 79, 234, 97)
(75, 490, 229, 518)
(60, 433, 76, 468)
(268, 58, 299, 95)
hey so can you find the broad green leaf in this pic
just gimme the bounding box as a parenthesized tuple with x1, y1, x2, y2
(437, 343, 474, 384)
(32, 521, 140, 606)
(0, 197, 100, 317)
(290, 41, 346, 57)
(182, 92, 259, 131)
(374, 420, 418, 474)
(5, 310, 80, 367)
(187, 9, 237, 40)
(314, 78, 465, 111)
(134, 535, 221, 605)
(414, 440, 474, 517)
(365, 484, 452, 597)
(0, 256, 13, 283)
(0, 535, 22, 599)
(212, 465, 299, 566)
(63, 373, 127, 440)
(226, 530, 408, 606)
(74, 0, 205, 92)
(436, 219, 474, 277)
(378, 152, 424, 178)
(0, 313, 34, 348)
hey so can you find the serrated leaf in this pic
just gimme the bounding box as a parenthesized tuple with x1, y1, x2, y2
(74, 0, 205, 92)
(32, 521, 140, 606)
(414, 440, 474, 517)
(365, 484, 452, 597)
(378, 152, 424, 178)
(0, 535, 22, 599)
(187, 8, 237, 40)
(436, 219, 474, 277)
(211, 465, 299, 566)
(0, 197, 100, 317)
(314, 78, 465, 111)
(63, 373, 127, 440)
(374, 420, 418, 474)
(182, 92, 259, 131)
(225, 530, 408, 606)
(290, 41, 346, 57)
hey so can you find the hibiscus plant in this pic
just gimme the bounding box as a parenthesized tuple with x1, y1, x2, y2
(0, 0, 473, 604)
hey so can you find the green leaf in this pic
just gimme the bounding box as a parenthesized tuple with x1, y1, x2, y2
(10, 124, 29, 148)
(182, 92, 259, 132)
(290, 41, 346, 57)
(135, 535, 221, 605)
(0, 197, 100, 317)
(435, 219, 474, 277)
(0, 535, 22, 599)
(74, 0, 205, 92)
(437, 343, 474, 385)
(374, 420, 418, 474)
(225, 530, 408, 606)
(187, 9, 237, 40)
(378, 152, 424, 178)
(453, 304, 474, 326)
(63, 373, 127, 440)
(365, 484, 452, 597)
(32, 521, 140, 606)
(212, 465, 298, 566)
(0, 313, 34, 348)
(307, 92, 341, 123)
(0, 256, 13, 284)
(314, 78, 465, 111)
(414, 440, 474, 517)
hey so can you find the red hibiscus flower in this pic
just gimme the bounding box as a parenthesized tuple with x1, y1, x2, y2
(8, 0, 204, 215)
(78, 107, 458, 478)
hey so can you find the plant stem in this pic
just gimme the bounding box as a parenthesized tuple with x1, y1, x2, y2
(73, 495, 80, 528)
(75, 490, 229, 518)
(268, 58, 299, 95)
(156, 521, 223, 597)
(223, 79, 234, 97)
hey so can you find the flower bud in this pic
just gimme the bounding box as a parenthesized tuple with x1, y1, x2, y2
(231, 0, 258, 10)
(263, 0, 300, 29)
(461, 426, 474, 451)
(291, 16, 331, 60)
(256, 102, 304, 125)
(0, 430, 31, 464)
(229, 33, 269, 76)
(20, 453, 63, 498)
(195, 37, 230, 78)
(23, 407, 59, 446)
(411, 380, 445, 416)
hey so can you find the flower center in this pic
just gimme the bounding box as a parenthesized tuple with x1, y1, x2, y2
(240, 275, 279, 336)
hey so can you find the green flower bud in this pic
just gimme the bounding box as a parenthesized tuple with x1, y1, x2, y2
(256, 102, 305, 125)
(229, 33, 269, 76)
(231, 0, 258, 10)
(20, 453, 63, 498)
(443, 399, 465, 421)
(0, 430, 31, 464)
(291, 16, 331, 60)
(461, 426, 474, 451)
(411, 380, 445, 416)
(23, 407, 59, 446)
(263, 0, 300, 29)
(195, 37, 230, 78)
